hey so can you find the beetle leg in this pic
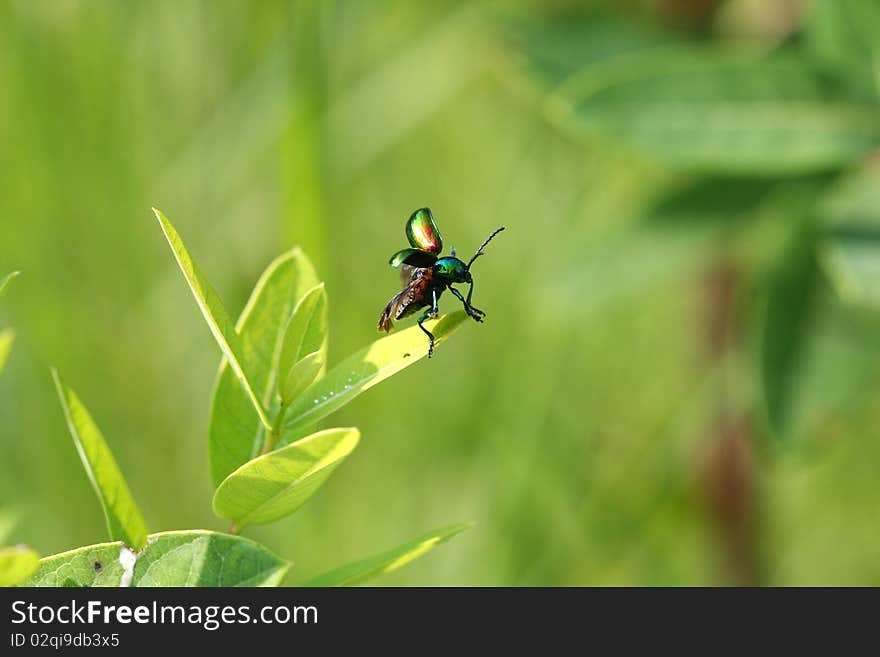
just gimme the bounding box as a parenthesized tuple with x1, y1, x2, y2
(449, 286, 483, 323)
(417, 308, 436, 358)
(429, 288, 439, 319)
(465, 281, 485, 317)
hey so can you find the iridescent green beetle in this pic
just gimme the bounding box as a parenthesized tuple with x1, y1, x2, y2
(378, 207, 505, 357)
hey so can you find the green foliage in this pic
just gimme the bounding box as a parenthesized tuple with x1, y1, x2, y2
(154, 208, 273, 432)
(818, 168, 880, 306)
(805, 0, 880, 100)
(208, 247, 320, 488)
(283, 312, 467, 437)
(0, 546, 39, 587)
(14, 211, 468, 586)
(278, 284, 328, 405)
(51, 370, 149, 550)
(214, 427, 360, 528)
(755, 226, 821, 440)
(303, 524, 469, 586)
(549, 51, 880, 174)
(5, 1, 880, 587)
(25, 532, 288, 587)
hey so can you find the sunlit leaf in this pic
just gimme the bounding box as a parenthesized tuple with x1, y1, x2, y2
(208, 247, 320, 488)
(278, 284, 328, 405)
(282, 351, 323, 407)
(283, 312, 467, 436)
(24, 531, 289, 587)
(213, 428, 359, 528)
(153, 208, 272, 432)
(0, 329, 13, 377)
(0, 546, 39, 587)
(549, 51, 880, 174)
(303, 524, 469, 586)
(52, 370, 149, 550)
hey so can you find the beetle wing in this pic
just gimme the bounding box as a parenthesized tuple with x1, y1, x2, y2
(389, 248, 437, 269)
(377, 268, 432, 332)
(405, 208, 443, 254)
(399, 263, 418, 286)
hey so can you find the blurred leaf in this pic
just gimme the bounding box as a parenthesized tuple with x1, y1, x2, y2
(804, 0, 880, 100)
(756, 227, 821, 440)
(52, 370, 149, 550)
(303, 523, 469, 586)
(213, 428, 359, 528)
(283, 312, 467, 436)
(0, 271, 19, 298)
(153, 208, 272, 432)
(509, 14, 673, 87)
(0, 329, 13, 377)
(549, 51, 880, 174)
(278, 283, 328, 405)
(0, 546, 39, 587)
(817, 167, 880, 306)
(25, 531, 289, 587)
(821, 231, 880, 306)
(208, 247, 319, 489)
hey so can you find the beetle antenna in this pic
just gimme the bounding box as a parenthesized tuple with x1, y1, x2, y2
(466, 226, 506, 270)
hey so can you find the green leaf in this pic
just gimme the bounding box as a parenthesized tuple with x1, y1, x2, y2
(278, 283, 328, 404)
(0, 328, 13, 376)
(755, 228, 821, 440)
(804, 0, 880, 100)
(213, 427, 360, 528)
(208, 248, 320, 488)
(153, 208, 272, 432)
(0, 271, 19, 298)
(283, 312, 467, 436)
(303, 524, 469, 587)
(510, 14, 673, 88)
(817, 167, 880, 307)
(52, 370, 149, 550)
(282, 351, 323, 406)
(24, 531, 289, 587)
(821, 235, 880, 306)
(549, 51, 880, 174)
(0, 546, 40, 587)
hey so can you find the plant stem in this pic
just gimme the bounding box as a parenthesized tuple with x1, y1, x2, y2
(261, 402, 290, 455)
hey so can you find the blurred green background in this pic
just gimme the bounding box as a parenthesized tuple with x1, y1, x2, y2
(2, 0, 880, 585)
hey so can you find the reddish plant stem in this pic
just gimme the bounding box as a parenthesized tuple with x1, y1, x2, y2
(697, 260, 760, 586)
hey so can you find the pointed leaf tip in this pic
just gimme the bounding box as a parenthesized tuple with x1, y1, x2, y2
(52, 370, 149, 550)
(302, 523, 470, 586)
(154, 208, 272, 432)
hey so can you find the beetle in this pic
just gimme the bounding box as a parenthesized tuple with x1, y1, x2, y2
(377, 207, 505, 357)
